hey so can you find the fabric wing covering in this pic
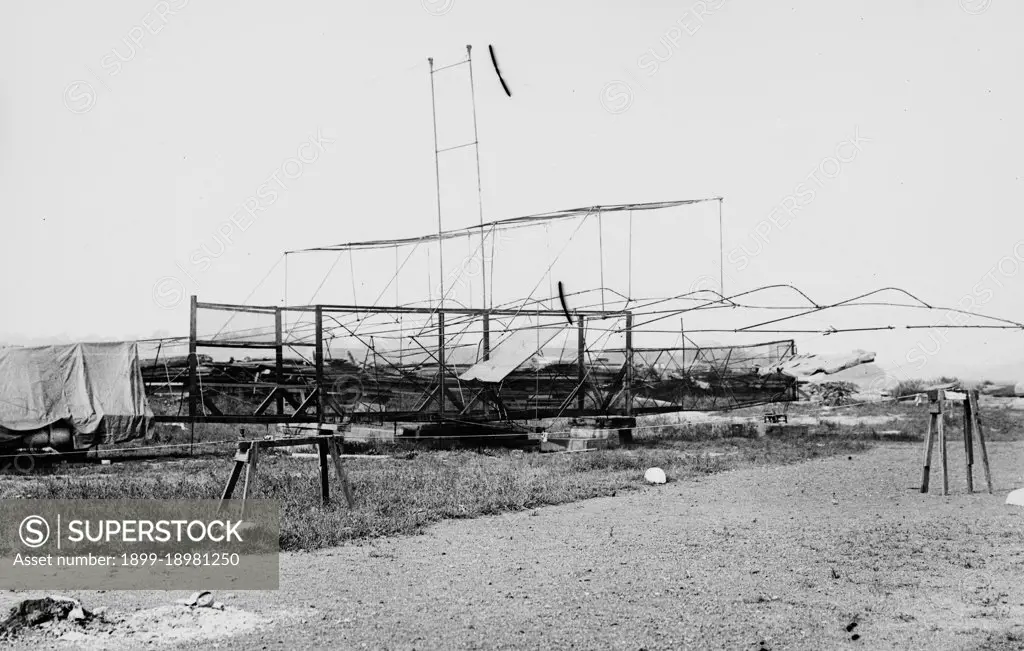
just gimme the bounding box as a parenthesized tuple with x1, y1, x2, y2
(459, 324, 569, 383)
(759, 350, 876, 378)
(0, 342, 153, 446)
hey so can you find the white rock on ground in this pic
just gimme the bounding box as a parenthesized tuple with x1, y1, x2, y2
(1006, 488, 1024, 506)
(644, 467, 667, 484)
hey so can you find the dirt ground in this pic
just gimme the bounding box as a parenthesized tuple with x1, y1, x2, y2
(3, 439, 1024, 650)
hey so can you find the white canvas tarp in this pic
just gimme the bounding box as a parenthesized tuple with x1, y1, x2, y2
(0, 342, 153, 446)
(459, 325, 569, 383)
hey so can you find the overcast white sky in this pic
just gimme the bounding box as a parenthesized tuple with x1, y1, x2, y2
(2, 1, 1022, 379)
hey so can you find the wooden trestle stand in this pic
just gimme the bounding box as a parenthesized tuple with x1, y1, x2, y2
(920, 388, 992, 495)
(220, 428, 355, 513)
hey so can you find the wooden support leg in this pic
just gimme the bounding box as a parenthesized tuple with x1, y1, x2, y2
(938, 398, 948, 496)
(318, 439, 331, 505)
(962, 399, 974, 494)
(970, 391, 993, 494)
(219, 444, 247, 510)
(327, 437, 355, 508)
(241, 443, 259, 518)
(921, 412, 937, 493)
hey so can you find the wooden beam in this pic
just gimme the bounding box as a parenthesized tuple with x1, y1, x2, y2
(482, 313, 490, 419)
(438, 312, 446, 418)
(291, 388, 319, 419)
(220, 458, 245, 504)
(315, 306, 324, 421)
(238, 434, 345, 449)
(282, 390, 302, 410)
(921, 410, 936, 493)
(188, 295, 198, 426)
(458, 389, 488, 415)
(193, 341, 284, 350)
(937, 392, 948, 495)
(253, 388, 279, 416)
(969, 390, 993, 493)
(962, 396, 974, 493)
(275, 307, 285, 415)
(326, 435, 355, 508)
(240, 442, 259, 518)
(317, 439, 330, 505)
(577, 317, 585, 411)
(624, 312, 633, 418)
(201, 396, 223, 416)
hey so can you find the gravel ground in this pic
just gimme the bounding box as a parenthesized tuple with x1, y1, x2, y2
(4, 440, 1024, 650)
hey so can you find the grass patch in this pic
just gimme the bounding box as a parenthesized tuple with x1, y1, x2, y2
(1, 433, 870, 551)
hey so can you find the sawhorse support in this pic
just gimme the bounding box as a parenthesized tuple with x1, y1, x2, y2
(920, 388, 992, 495)
(220, 430, 355, 512)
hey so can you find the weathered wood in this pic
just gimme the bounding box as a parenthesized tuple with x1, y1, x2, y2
(624, 312, 633, 418)
(291, 388, 319, 418)
(281, 390, 302, 411)
(193, 340, 282, 349)
(577, 317, 585, 411)
(482, 313, 490, 419)
(188, 296, 198, 426)
(249, 444, 260, 494)
(275, 307, 285, 415)
(962, 396, 974, 493)
(318, 439, 330, 505)
(223, 434, 347, 510)
(253, 388, 279, 416)
(315, 307, 324, 420)
(202, 395, 223, 416)
(220, 459, 245, 503)
(921, 412, 936, 493)
(326, 435, 355, 508)
(937, 395, 948, 495)
(970, 390, 993, 493)
(199, 301, 618, 317)
(239, 434, 346, 449)
(438, 312, 446, 418)
(240, 447, 254, 502)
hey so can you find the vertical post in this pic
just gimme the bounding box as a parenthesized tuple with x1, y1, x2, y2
(718, 197, 725, 297)
(962, 397, 974, 493)
(920, 406, 936, 493)
(220, 449, 245, 504)
(315, 306, 324, 420)
(241, 442, 259, 519)
(937, 391, 948, 495)
(188, 296, 198, 448)
(466, 44, 488, 311)
(597, 211, 606, 311)
(481, 312, 490, 418)
(624, 312, 633, 417)
(577, 315, 585, 411)
(438, 311, 446, 418)
(627, 210, 633, 301)
(970, 390, 993, 493)
(317, 437, 330, 505)
(427, 57, 445, 311)
(327, 436, 355, 508)
(680, 318, 687, 410)
(482, 313, 490, 361)
(396, 246, 403, 366)
(275, 307, 284, 415)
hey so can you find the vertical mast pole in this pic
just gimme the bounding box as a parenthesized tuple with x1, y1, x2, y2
(718, 197, 725, 297)
(466, 44, 488, 311)
(428, 57, 445, 311)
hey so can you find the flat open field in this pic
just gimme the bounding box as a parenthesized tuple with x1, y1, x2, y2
(2, 401, 1023, 649)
